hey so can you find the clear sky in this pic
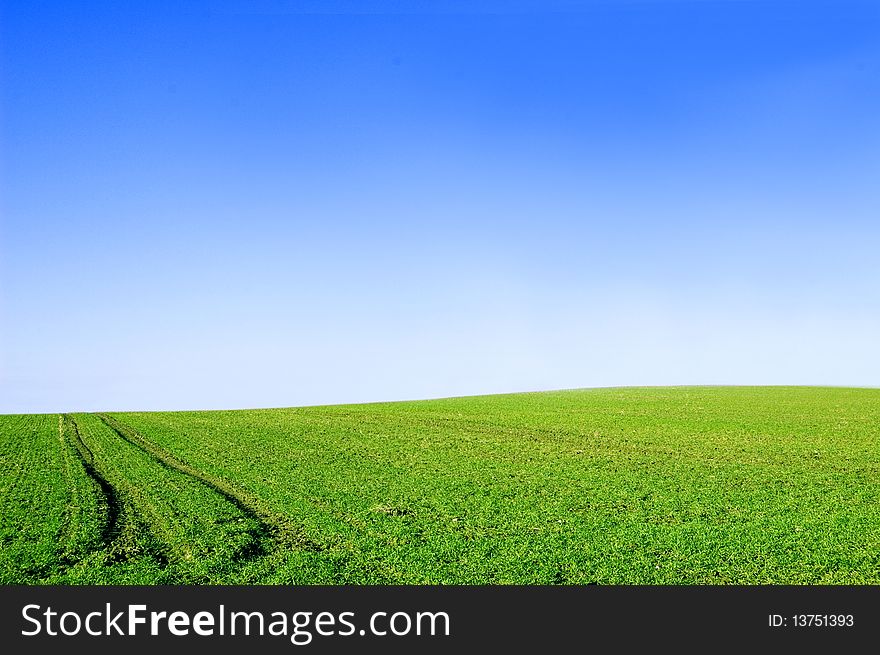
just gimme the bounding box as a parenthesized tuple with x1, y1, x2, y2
(1, 1, 878, 413)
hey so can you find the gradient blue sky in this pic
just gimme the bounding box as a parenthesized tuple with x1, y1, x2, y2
(1, 0, 879, 413)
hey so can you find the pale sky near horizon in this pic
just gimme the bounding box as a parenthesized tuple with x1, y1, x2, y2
(1, 1, 879, 413)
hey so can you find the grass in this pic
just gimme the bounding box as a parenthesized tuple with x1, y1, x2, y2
(2, 386, 879, 584)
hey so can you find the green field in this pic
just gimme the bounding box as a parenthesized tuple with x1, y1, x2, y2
(2, 386, 879, 584)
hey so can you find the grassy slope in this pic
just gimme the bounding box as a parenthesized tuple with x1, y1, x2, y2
(0, 415, 72, 583)
(2, 387, 879, 583)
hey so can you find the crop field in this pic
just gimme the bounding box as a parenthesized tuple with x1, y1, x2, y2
(2, 386, 879, 584)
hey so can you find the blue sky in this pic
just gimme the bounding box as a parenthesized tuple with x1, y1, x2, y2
(1, 0, 878, 413)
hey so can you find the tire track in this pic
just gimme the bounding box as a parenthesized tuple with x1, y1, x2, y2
(96, 413, 323, 554)
(61, 414, 168, 566)
(56, 415, 84, 561)
(61, 414, 121, 548)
